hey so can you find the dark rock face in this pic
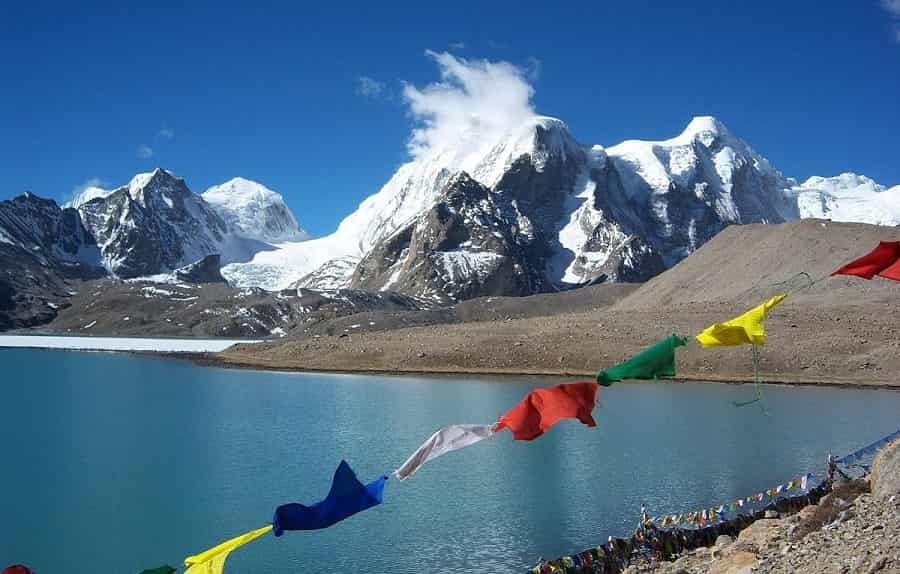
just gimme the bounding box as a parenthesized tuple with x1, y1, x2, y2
(77, 169, 232, 278)
(0, 193, 103, 330)
(0, 192, 103, 277)
(352, 172, 544, 303)
(0, 243, 74, 330)
(174, 254, 227, 284)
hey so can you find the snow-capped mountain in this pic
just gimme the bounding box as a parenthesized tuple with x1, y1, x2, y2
(202, 177, 309, 243)
(793, 173, 900, 226)
(4, 116, 899, 309)
(74, 169, 269, 278)
(224, 115, 829, 301)
(224, 116, 587, 290)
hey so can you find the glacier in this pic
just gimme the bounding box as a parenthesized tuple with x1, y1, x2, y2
(794, 173, 900, 226)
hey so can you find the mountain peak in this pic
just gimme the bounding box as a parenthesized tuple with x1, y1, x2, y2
(208, 177, 282, 202)
(202, 177, 308, 243)
(676, 116, 731, 146)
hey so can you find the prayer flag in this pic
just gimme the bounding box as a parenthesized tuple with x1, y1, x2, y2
(273, 460, 387, 536)
(696, 294, 787, 347)
(881, 259, 900, 281)
(2, 567, 35, 574)
(393, 424, 494, 480)
(139, 568, 176, 574)
(775, 484, 784, 494)
(596, 335, 688, 386)
(786, 480, 795, 490)
(493, 382, 599, 441)
(800, 474, 809, 490)
(184, 525, 272, 574)
(832, 241, 900, 279)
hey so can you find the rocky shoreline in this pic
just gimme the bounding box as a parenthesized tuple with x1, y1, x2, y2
(623, 440, 900, 574)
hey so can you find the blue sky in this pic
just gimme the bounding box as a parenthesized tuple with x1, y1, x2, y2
(1, 0, 898, 236)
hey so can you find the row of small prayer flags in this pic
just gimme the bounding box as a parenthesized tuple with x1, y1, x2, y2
(650, 473, 811, 528)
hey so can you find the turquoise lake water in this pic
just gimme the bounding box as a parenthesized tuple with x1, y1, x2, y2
(2, 348, 899, 573)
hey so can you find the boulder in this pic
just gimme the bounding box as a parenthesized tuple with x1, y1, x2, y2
(736, 518, 783, 551)
(707, 550, 757, 574)
(871, 438, 900, 499)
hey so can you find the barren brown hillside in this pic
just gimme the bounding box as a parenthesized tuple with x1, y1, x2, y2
(221, 219, 900, 386)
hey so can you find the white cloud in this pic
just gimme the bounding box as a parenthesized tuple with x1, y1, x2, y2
(882, 0, 900, 42)
(401, 51, 537, 159)
(136, 144, 154, 159)
(882, 0, 900, 16)
(157, 124, 174, 139)
(356, 76, 387, 99)
(449, 41, 466, 50)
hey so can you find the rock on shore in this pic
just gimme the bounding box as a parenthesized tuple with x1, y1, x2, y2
(627, 440, 900, 574)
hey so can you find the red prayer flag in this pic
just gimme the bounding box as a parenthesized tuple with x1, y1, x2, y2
(831, 241, 900, 279)
(2, 567, 35, 574)
(493, 381, 599, 441)
(879, 258, 900, 281)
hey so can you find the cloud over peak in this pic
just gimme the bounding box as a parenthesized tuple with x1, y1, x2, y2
(401, 51, 537, 159)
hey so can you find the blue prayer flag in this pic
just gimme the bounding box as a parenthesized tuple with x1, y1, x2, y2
(273, 460, 387, 536)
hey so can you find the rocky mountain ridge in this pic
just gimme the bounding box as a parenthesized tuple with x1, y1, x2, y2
(2, 116, 900, 331)
(226, 115, 899, 304)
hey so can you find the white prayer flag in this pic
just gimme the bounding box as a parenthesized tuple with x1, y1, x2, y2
(393, 424, 494, 480)
(800, 474, 809, 490)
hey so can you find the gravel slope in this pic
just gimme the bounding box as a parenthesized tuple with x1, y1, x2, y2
(221, 220, 900, 386)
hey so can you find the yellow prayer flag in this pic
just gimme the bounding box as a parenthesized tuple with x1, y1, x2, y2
(695, 294, 787, 348)
(184, 524, 272, 574)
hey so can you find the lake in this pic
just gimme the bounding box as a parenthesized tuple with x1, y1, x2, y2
(2, 349, 898, 573)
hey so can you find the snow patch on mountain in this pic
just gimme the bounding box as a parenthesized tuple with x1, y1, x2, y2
(550, 145, 608, 283)
(70, 185, 113, 208)
(202, 177, 309, 243)
(794, 173, 900, 226)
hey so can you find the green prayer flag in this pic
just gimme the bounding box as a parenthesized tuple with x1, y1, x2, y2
(596, 334, 688, 386)
(139, 567, 176, 574)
